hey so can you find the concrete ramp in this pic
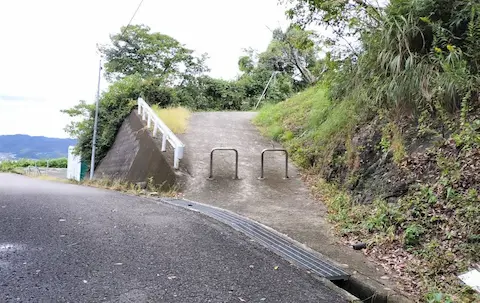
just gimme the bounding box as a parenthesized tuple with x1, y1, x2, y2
(178, 112, 334, 248)
(177, 112, 392, 286)
(179, 112, 312, 214)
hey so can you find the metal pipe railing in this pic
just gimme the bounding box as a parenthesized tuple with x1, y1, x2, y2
(208, 148, 239, 180)
(138, 98, 185, 169)
(258, 148, 289, 180)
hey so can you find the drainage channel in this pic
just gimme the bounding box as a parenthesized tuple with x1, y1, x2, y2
(161, 198, 349, 281)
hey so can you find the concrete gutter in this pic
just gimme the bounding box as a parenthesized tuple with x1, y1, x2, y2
(157, 197, 412, 303)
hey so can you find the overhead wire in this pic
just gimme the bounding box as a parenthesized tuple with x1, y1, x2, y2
(121, 0, 145, 37)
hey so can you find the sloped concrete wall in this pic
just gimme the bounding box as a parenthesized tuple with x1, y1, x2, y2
(95, 110, 176, 188)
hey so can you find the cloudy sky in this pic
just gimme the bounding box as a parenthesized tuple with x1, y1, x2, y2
(0, 0, 289, 138)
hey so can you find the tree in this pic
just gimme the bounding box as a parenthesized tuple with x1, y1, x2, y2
(284, 0, 383, 33)
(269, 25, 320, 84)
(239, 26, 321, 86)
(238, 56, 255, 73)
(61, 75, 143, 165)
(234, 25, 321, 105)
(99, 24, 209, 84)
(285, 0, 480, 113)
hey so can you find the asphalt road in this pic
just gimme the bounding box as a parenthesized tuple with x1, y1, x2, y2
(0, 173, 346, 303)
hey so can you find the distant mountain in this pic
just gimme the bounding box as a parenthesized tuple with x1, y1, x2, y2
(0, 135, 77, 159)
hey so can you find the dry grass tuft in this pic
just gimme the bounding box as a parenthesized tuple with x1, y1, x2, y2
(151, 105, 190, 134)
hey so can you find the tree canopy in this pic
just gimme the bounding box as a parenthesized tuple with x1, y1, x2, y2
(285, 0, 480, 115)
(62, 22, 327, 167)
(99, 24, 209, 84)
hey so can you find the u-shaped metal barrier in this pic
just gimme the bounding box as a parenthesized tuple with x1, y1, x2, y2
(208, 148, 239, 180)
(259, 148, 289, 180)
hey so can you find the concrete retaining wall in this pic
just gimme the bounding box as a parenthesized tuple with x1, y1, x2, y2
(94, 110, 176, 188)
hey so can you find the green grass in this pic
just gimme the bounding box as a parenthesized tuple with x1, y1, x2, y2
(151, 105, 191, 134)
(254, 85, 357, 169)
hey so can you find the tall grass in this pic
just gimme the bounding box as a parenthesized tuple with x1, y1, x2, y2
(151, 105, 191, 134)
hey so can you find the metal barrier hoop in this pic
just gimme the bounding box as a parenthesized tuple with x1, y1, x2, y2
(208, 148, 239, 180)
(258, 148, 289, 180)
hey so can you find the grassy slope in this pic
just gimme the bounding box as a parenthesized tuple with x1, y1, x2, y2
(254, 86, 479, 302)
(255, 86, 356, 169)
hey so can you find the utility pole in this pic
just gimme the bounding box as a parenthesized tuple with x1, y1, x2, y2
(89, 59, 102, 180)
(254, 71, 278, 110)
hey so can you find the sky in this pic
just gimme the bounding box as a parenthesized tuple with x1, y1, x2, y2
(0, 0, 289, 138)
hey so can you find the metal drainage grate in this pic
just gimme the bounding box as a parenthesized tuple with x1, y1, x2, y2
(162, 198, 350, 281)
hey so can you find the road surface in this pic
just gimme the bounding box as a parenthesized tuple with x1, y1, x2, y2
(0, 173, 345, 302)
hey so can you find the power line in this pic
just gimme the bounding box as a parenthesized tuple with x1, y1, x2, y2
(121, 0, 145, 36)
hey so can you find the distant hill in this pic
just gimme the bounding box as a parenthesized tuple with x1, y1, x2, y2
(0, 135, 77, 160)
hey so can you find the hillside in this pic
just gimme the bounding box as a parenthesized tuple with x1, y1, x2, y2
(255, 86, 480, 301)
(0, 135, 76, 159)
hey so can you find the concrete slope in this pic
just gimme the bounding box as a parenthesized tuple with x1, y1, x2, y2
(180, 112, 316, 216)
(180, 112, 333, 248)
(95, 111, 176, 187)
(179, 112, 399, 296)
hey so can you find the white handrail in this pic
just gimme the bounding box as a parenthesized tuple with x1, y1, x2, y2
(137, 98, 185, 169)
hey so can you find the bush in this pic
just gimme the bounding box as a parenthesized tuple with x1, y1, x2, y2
(63, 75, 142, 166)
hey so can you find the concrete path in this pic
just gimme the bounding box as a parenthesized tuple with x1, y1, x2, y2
(180, 112, 393, 291)
(0, 173, 346, 302)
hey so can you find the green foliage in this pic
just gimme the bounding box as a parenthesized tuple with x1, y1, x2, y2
(100, 24, 209, 84)
(289, 0, 480, 117)
(94, 24, 325, 117)
(379, 122, 407, 164)
(62, 75, 141, 165)
(404, 224, 424, 246)
(140, 78, 177, 107)
(0, 158, 68, 172)
(425, 292, 453, 303)
(271, 0, 480, 300)
(238, 55, 254, 73)
(285, 0, 382, 33)
(312, 175, 479, 299)
(176, 76, 246, 110)
(234, 26, 326, 107)
(365, 200, 403, 233)
(267, 25, 320, 85)
(255, 85, 358, 169)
